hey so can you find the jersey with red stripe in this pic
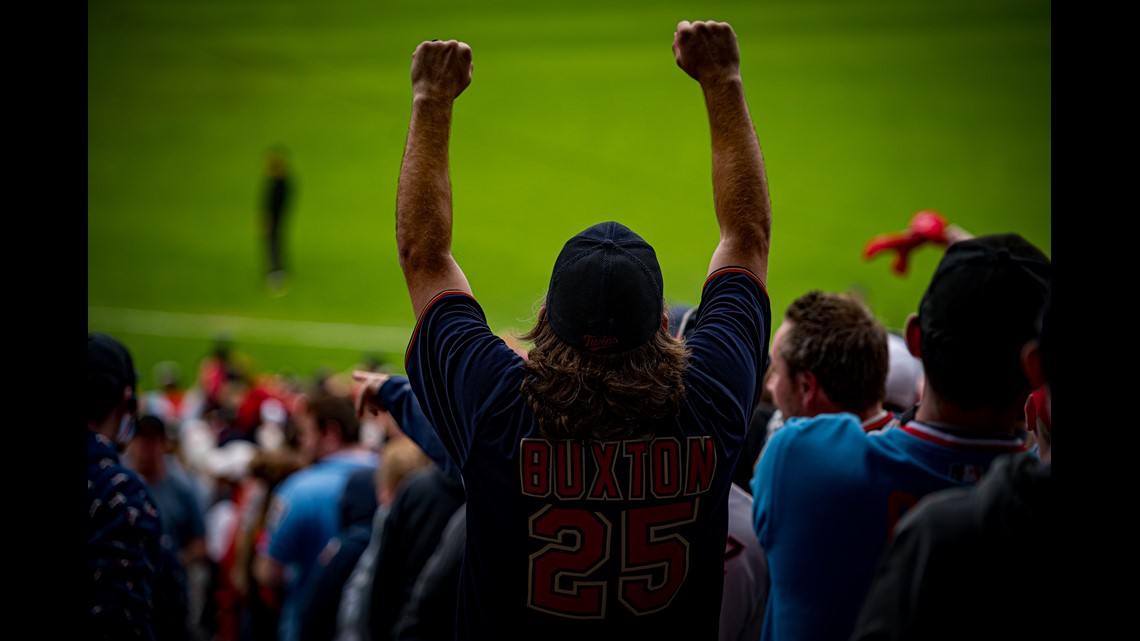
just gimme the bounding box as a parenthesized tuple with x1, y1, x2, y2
(861, 409, 895, 433)
(405, 268, 770, 640)
(750, 414, 1025, 641)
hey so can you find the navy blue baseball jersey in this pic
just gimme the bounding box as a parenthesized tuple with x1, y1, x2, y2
(405, 268, 770, 640)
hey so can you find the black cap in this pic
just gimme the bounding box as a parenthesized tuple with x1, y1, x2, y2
(88, 332, 137, 394)
(546, 221, 664, 354)
(919, 234, 1050, 345)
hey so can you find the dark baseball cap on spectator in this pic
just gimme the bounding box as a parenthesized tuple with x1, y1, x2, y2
(919, 234, 1050, 343)
(918, 234, 1050, 408)
(546, 221, 664, 354)
(88, 332, 137, 392)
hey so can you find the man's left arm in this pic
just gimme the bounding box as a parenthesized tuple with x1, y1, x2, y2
(353, 371, 463, 482)
(396, 39, 474, 319)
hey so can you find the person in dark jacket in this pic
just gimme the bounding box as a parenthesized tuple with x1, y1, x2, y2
(392, 504, 466, 641)
(368, 467, 465, 641)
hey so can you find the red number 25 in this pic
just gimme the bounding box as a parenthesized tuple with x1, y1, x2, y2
(527, 500, 697, 619)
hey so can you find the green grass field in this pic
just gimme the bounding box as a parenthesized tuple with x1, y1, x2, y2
(88, 0, 1050, 391)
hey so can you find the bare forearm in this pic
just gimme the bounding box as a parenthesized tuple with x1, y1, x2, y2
(397, 96, 457, 286)
(397, 40, 474, 318)
(673, 20, 771, 280)
(704, 77, 771, 280)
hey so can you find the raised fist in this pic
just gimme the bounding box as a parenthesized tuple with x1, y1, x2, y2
(411, 39, 472, 101)
(673, 20, 740, 84)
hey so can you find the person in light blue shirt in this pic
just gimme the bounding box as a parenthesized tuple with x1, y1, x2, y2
(751, 234, 1050, 641)
(255, 394, 379, 641)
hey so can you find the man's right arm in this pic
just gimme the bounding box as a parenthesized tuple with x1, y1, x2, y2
(674, 20, 772, 283)
(396, 40, 474, 320)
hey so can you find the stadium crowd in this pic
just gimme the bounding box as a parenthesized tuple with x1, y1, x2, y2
(87, 19, 1052, 641)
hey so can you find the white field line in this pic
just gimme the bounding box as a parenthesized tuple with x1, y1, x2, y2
(87, 306, 414, 352)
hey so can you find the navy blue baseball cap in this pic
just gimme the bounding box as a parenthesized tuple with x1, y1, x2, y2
(546, 221, 664, 354)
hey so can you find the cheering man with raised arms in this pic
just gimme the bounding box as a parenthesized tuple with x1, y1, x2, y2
(393, 21, 772, 640)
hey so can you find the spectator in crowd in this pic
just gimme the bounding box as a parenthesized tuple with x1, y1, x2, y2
(297, 435, 433, 641)
(296, 468, 380, 641)
(220, 447, 306, 641)
(350, 372, 462, 641)
(255, 395, 379, 641)
(142, 360, 201, 426)
(198, 335, 238, 411)
(721, 482, 769, 641)
(751, 234, 1050, 641)
(393, 19, 771, 638)
(763, 290, 893, 436)
(375, 436, 433, 507)
(850, 286, 1053, 641)
(883, 333, 923, 415)
(125, 414, 211, 640)
(758, 291, 893, 457)
(390, 504, 466, 641)
(88, 332, 163, 640)
(367, 462, 464, 641)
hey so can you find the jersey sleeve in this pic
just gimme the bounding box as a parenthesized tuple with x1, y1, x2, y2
(377, 375, 462, 484)
(684, 268, 772, 442)
(404, 291, 525, 471)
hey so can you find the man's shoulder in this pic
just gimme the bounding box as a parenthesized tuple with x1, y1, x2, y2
(87, 436, 148, 494)
(762, 413, 869, 468)
(87, 430, 120, 466)
(396, 466, 463, 504)
(87, 455, 161, 535)
(271, 464, 316, 502)
(90, 464, 154, 506)
(780, 412, 866, 440)
(279, 455, 374, 500)
(153, 468, 196, 496)
(691, 268, 770, 317)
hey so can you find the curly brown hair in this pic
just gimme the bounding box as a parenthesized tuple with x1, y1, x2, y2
(782, 290, 888, 413)
(520, 310, 690, 441)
